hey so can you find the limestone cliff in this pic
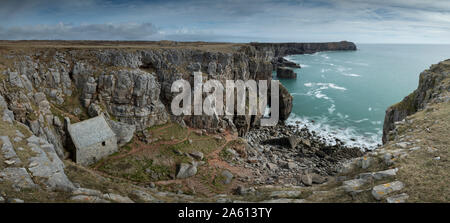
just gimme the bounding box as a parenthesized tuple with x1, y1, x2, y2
(383, 59, 450, 143)
(250, 41, 357, 57)
(0, 40, 356, 159)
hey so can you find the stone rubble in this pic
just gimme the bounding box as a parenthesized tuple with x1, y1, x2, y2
(242, 124, 364, 186)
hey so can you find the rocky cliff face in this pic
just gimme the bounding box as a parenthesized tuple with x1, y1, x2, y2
(250, 41, 357, 57)
(0, 41, 356, 159)
(383, 59, 450, 143)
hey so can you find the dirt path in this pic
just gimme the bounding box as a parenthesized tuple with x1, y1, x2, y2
(206, 132, 253, 178)
(153, 131, 236, 186)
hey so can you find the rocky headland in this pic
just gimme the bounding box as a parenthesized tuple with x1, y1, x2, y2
(0, 40, 447, 203)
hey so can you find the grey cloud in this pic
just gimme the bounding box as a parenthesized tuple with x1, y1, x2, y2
(0, 0, 449, 43)
(0, 22, 159, 40)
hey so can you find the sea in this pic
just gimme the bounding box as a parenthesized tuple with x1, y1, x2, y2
(276, 44, 450, 150)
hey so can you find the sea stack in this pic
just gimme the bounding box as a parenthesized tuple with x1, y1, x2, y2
(277, 67, 297, 79)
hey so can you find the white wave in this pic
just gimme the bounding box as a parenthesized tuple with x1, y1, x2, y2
(371, 121, 382, 125)
(342, 73, 361, 77)
(345, 61, 369, 66)
(282, 56, 309, 68)
(316, 83, 347, 91)
(286, 114, 381, 150)
(337, 112, 349, 120)
(305, 88, 331, 101)
(304, 89, 331, 101)
(330, 83, 347, 91)
(320, 54, 330, 59)
(315, 91, 328, 99)
(303, 82, 346, 102)
(283, 56, 296, 62)
(368, 107, 372, 111)
(354, 118, 369, 123)
(328, 104, 336, 114)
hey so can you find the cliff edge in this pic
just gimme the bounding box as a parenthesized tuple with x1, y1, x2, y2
(383, 59, 450, 143)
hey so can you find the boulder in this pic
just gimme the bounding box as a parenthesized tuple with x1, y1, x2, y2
(372, 181, 405, 200)
(7, 198, 24, 203)
(220, 170, 234, 185)
(263, 135, 297, 149)
(287, 136, 299, 149)
(2, 109, 14, 124)
(266, 162, 278, 171)
(311, 174, 327, 184)
(301, 139, 311, 147)
(300, 173, 312, 186)
(359, 156, 372, 169)
(176, 163, 197, 179)
(365, 168, 398, 180)
(286, 162, 297, 169)
(386, 193, 409, 203)
(189, 151, 204, 160)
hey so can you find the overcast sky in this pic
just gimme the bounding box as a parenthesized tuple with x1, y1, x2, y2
(1, 0, 449, 43)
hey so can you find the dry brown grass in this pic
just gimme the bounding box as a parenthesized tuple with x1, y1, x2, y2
(309, 102, 450, 203)
(393, 102, 450, 202)
(0, 40, 245, 53)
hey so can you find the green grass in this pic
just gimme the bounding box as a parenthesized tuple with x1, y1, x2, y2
(99, 156, 173, 182)
(219, 148, 233, 161)
(148, 123, 187, 141)
(53, 89, 89, 122)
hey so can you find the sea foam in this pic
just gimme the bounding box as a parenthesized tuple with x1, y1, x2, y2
(287, 114, 381, 150)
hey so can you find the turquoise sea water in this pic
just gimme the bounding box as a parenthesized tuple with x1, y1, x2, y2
(277, 44, 450, 149)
